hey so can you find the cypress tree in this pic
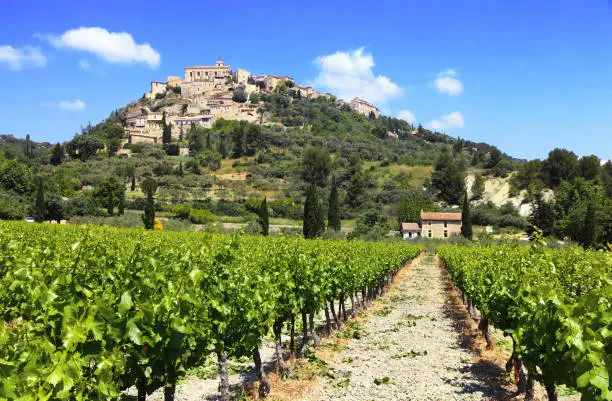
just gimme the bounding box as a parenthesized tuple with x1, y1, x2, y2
(178, 162, 184, 177)
(131, 175, 136, 191)
(461, 191, 473, 239)
(327, 175, 341, 231)
(141, 177, 157, 230)
(50, 143, 63, 166)
(579, 201, 597, 248)
(162, 112, 172, 145)
(258, 196, 270, 236)
(206, 132, 212, 150)
(25, 134, 32, 158)
(303, 185, 324, 239)
(34, 176, 45, 222)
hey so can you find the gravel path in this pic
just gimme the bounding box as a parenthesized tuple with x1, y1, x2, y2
(303, 254, 499, 401)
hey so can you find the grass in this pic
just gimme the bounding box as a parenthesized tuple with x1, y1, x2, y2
(337, 320, 368, 340)
(391, 350, 427, 359)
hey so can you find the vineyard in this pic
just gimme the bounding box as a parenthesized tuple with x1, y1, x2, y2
(0, 221, 422, 401)
(439, 241, 611, 401)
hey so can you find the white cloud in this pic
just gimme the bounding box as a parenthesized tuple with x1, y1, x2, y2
(426, 111, 464, 131)
(433, 69, 463, 95)
(313, 47, 402, 104)
(47, 100, 86, 111)
(397, 110, 416, 123)
(78, 59, 90, 70)
(0, 45, 46, 70)
(44, 27, 160, 68)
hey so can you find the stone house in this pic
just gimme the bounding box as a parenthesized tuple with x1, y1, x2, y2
(184, 58, 231, 82)
(233, 69, 251, 85)
(400, 223, 421, 239)
(420, 212, 462, 239)
(167, 76, 182, 88)
(181, 81, 214, 98)
(349, 97, 380, 118)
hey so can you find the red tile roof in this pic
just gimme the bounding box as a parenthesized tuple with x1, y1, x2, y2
(420, 212, 462, 221)
(401, 222, 421, 231)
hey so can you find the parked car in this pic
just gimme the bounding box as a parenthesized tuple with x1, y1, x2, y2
(25, 217, 35, 223)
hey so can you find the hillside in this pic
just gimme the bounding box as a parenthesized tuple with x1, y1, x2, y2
(1, 61, 610, 245)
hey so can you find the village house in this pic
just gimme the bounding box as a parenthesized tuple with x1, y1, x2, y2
(166, 76, 182, 88)
(349, 97, 380, 118)
(181, 81, 214, 98)
(184, 58, 231, 82)
(400, 223, 421, 239)
(400, 212, 462, 240)
(233, 69, 251, 85)
(420, 212, 462, 239)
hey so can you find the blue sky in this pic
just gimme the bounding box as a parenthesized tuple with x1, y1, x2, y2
(1, 0, 611, 160)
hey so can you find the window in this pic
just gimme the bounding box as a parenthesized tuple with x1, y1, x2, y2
(444, 230, 448, 238)
(444, 222, 447, 228)
(428, 221, 431, 225)
(428, 231, 432, 238)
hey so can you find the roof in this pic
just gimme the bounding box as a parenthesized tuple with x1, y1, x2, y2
(420, 212, 462, 221)
(401, 223, 421, 232)
(185, 65, 230, 70)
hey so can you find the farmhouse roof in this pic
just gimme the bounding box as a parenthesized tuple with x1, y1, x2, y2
(420, 212, 462, 221)
(401, 222, 421, 232)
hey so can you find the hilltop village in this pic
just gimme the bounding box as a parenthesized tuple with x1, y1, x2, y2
(123, 58, 381, 147)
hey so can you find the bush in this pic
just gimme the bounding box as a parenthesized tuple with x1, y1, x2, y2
(165, 143, 180, 156)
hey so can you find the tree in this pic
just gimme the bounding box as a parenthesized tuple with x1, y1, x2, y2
(93, 176, 125, 216)
(258, 197, 270, 236)
(527, 192, 555, 237)
(178, 162, 184, 177)
(431, 149, 466, 205)
(327, 176, 341, 231)
(397, 191, 439, 223)
(303, 185, 324, 239)
(0, 159, 32, 194)
(372, 126, 387, 139)
(471, 174, 485, 200)
(471, 149, 486, 166)
(45, 196, 64, 223)
(131, 175, 136, 191)
(162, 112, 172, 145)
(25, 134, 32, 158)
(578, 201, 597, 248)
(302, 146, 331, 186)
(34, 176, 45, 222)
(461, 192, 473, 239)
(232, 86, 247, 103)
(578, 155, 600, 181)
(66, 133, 104, 161)
(141, 177, 158, 230)
(543, 148, 578, 188)
(50, 143, 64, 166)
(486, 147, 502, 168)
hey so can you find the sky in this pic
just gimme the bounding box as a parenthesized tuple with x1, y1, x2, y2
(1, 0, 611, 160)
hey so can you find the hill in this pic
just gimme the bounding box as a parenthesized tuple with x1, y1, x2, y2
(0, 63, 610, 245)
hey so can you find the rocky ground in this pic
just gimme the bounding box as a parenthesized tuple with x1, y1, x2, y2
(300, 254, 509, 401)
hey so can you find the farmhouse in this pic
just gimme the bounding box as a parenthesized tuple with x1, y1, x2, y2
(400, 222, 421, 239)
(420, 212, 462, 239)
(400, 211, 462, 240)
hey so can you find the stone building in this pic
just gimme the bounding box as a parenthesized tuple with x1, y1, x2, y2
(400, 222, 421, 239)
(181, 81, 214, 98)
(291, 85, 315, 98)
(184, 58, 231, 82)
(420, 212, 462, 239)
(167, 76, 182, 88)
(349, 97, 380, 118)
(233, 69, 251, 85)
